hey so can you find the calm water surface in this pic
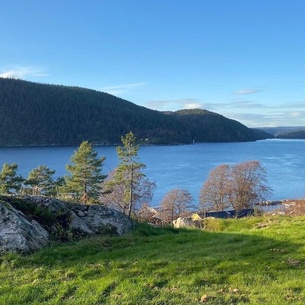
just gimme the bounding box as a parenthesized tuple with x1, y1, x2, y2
(0, 139, 304, 206)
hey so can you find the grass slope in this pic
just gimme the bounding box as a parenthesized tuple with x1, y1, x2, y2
(1, 216, 305, 304)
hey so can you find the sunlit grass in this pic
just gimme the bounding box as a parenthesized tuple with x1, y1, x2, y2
(1, 216, 305, 304)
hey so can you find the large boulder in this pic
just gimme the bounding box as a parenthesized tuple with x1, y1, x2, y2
(172, 217, 203, 229)
(21, 196, 94, 236)
(0, 196, 134, 254)
(173, 217, 195, 228)
(0, 201, 49, 253)
(83, 205, 134, 235)
(21, 196, 133, 235)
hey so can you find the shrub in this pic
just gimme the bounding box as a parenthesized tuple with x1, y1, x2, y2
(285, 200, 305, 216)
(203, 217, 226, 231)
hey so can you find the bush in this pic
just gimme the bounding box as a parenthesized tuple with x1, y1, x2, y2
(203, 217, 226, 231)
(285, 200, 305, 216)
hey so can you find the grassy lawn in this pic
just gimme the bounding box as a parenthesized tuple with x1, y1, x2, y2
(1, 215, 305, 304)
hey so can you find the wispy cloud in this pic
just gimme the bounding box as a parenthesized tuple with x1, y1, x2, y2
(234, 88, 263, 95)
(146, 99, 204, 111)
(204, 101, 305, 111)
(288, 111, 305, 118)
(183, 103, 203, 109)
(101, 82, 147, 96)
(0, 66, 48, 79)
(279, 102, 305, 109)
(145, 96, 305, 127)
(222, 110, 305, 128)
(201, 101, 266, 110)
(224, 112, 286, 127)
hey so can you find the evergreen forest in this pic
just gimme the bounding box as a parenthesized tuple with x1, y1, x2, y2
(0, 78, 272, 146)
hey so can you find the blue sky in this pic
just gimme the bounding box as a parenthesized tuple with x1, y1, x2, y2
(1, 0, 305, 127)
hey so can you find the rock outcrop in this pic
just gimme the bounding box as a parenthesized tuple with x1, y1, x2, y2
(172, 216, 203, 229)
(173, 217, 196, 229)
(0, 201, 49, 253)
(0, 196, 133, 253)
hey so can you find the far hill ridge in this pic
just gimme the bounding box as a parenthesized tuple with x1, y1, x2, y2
(0, 78, 271, 146)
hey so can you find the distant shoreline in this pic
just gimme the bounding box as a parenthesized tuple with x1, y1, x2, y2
(1, 138, 305, 149)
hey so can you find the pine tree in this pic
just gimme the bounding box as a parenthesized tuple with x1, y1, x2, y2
(104, 132, 154, 216)
(25, 165, 56, 196)
(65, 141, 106, 203)
(0, 163, 23, 194)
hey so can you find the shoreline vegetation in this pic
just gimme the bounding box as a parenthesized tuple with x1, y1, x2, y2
(0, 137, 304, 149)
(0, 136, 303, 215)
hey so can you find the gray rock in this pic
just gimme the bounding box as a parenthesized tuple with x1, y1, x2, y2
(83, 205, 133, 235)
(0, 196, 133, 253)
(173, 217, 196, 228)
(69, 211, 93, 235)
(0, 201, 49, 253)
(76, 210, 86, 217)
(22, 196, 68, 214)
(27, 198, 134, 234)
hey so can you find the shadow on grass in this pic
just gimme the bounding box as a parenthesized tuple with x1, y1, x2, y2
(4, 221, 301, 271)
(1, 221, 304, 305)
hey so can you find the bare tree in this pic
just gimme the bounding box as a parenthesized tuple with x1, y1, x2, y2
(199, 164, 231, 211)
(136, 203, 159, 223)
(159, 189, 192, 224)
(199, 161, 272, 212)
(228, 160, 272, 211)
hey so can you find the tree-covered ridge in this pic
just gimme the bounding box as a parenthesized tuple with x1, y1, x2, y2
(166, 109, 272, 142)
(0, 78, 270, 146)
(276, 129, 305, 139)
(257, 126, 305, 137)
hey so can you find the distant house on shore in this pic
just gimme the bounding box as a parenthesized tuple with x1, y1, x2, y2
(199, 208, 254, 219)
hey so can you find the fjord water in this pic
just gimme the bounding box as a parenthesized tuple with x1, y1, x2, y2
(0, 139, 304, 206)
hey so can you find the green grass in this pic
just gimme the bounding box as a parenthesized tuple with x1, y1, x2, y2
(1, 216, 305, 304)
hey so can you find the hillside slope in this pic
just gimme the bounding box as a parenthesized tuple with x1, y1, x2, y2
(256, 126, 305, 137)
(0, 78, 269, 145)
(1, 214, 304, 304)
(277, 129, 305, 139)
(167, 109, 273, 142)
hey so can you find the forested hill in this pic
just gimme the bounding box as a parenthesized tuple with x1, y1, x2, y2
(257, 126, 305, 137)
(165, 109, 272, 142)
(276, 129, 305, 139)
(0, 78, 271, 146)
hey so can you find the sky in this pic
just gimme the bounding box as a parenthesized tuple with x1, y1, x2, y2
(1, 0, 305, 127)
